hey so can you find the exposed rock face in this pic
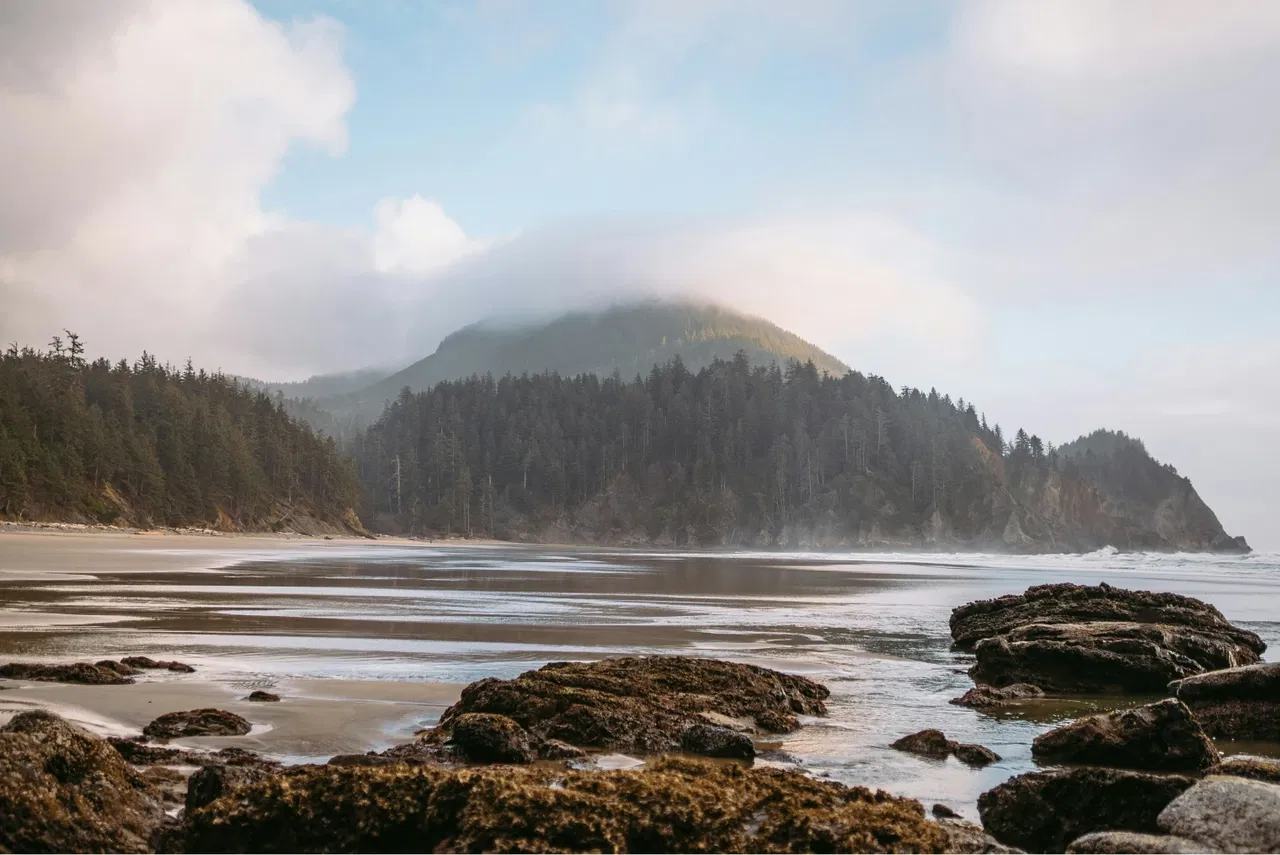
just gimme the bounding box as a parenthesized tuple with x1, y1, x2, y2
(681, 723, 755, 760)
(951, 683, 1045, 708)
(1066, 831, 1208, 853)
(951, 583, 1263, 656)
(935, 818, 1024, 854)
(1170, 661, 1280, 740)
(1031, 699, 1218, 772)
(185, 764, 280, 814)
(1157, 776, 1280, 854)
(419, 656, 828, 759)
(247, 690, 281, 702)
(977, 767, 1195, 853)
(142, 708, 252, 739)
(183, 756, 949, 853)
(1207, 756, 1280, 784)
(0, 660, 135, 685)
(449, 713, 535, 764)
(892, 729, 1001, 767)
(121, 656, 196, 673)
(953, 584, 1263, 694)
(0, 710, 166, 852)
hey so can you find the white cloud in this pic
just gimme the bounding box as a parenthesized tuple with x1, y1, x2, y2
(372, 195, 493, 275)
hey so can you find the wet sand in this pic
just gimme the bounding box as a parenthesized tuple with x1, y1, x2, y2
(0, 676, 461, 761)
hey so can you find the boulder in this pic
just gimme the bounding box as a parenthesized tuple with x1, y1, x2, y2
(247, 690, 281, 702)
(183, 756, 949, 853)
(539, 739, 588, 762)
(932, 803, 961, 819)
(1169, 661, 1280, 740)
(1031, 699, 1218, 772)
(415, 655, 828, 759)
(185, 764, 279, 813)
(449, 712, 534, 764)
(1156, 775, 1280, 854)
(0, 710, 166, 852)
(892, 729, 1001, 767)
(936, 818, 1024, 854)
(121, 656, 196, 673)
(1207, 756, 1280, 784)
(977, 767, 1195, 853)
(0, 660, 134, 685)
(1066, 831, 1210, 853)
(969, 622, 1255, 693)
(951, 683, 1045, 708)
(680, 723, 755, 760)
(142, 708, 252, 739)
(109, 737, 273, 768)
(950, 583, 1265, 655)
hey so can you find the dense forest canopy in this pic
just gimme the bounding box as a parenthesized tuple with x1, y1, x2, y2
(0, 334, 360, 529)
(350, 352, 1057, 543)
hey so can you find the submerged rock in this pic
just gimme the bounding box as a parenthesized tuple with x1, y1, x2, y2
(121, 656, 197, 673)
(183, 756, 949, 853)
(977, 767, 1195, 853)
(416, 655, 828, 760)
(681, 723, 755, 760)
(892, 729, 1001, 767)
(950, 583, 1265, 654)
(1156, 775, 1280, 854)
(449, 712, 534, 764)
(142, 707, 252, 739)
(0, 710, 166, 852)
(951, 683, 1045, 708)
(1169, 661, 1280, 740)
(1031, 699, 1218, 772)
(247, 690, 280, 702)
(0, 660, 135, 685)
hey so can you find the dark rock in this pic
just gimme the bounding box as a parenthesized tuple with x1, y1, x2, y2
(892, 729, 1001, 767)
(185, 764, 278, 813)
(183, 756, 949, 853)
(97, 659, 143, 676)
(1066, 831, 1208, 853)
(970, 622, 1256, 693)
(937, 818, 1025, 854)
(539, 739, 588, 761)
(0, 710, 165, 852)
(139, 765, 189, 807)
(1207, 755, 1280, 784)
(1157, 775, 1280, 853)
(247, 690, 280, 702)
(449, 712, 534, 764)
(978, 767, 1195, 853)
(416, 655, 828, 758)
(327, 753, 403, 767)
(0, 660, 134, 685)
(1031, 699, 1218, 772)
(950, 583, 1265, 655)
(1170, 661, 1280, 740)
(109, 737, 275, 768)
(951, 683, 1045, 708)
(681, 723, 755, 760)
(142, 707, 252, 739)
(933, 803, 962, 819)
(121, 656, 197, 673)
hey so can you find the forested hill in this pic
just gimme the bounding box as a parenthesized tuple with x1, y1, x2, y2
(0, 337, 364, 534)
(315, 301, 851, 429)
(351, 354, 1248, 552)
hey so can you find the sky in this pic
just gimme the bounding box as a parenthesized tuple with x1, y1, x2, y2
(1, 0, 1278, 547)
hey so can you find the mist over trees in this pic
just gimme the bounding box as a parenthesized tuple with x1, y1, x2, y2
(350, 353, 1053, 542)
(0, 335, 359, 528)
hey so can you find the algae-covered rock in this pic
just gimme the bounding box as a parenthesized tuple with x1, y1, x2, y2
(143, 708, 252, 739)
(420, 655, 828, 758)
(951, 683, 1045, 708)
(978, 767, 1195, 853)
(183, 756, 949, 853)
(680, 723, 755, 760)
(110, 738, 274, 768)
(449, 713, 534, 764)
(892, 729, 1001, 767)
(97, 659, 143, 676)
(247, 690, 280, 702)
(122, 656, 197, 673)
(0, 660, 135, 685)
(1169, 661, 1280, 740)
(186, 764, 280, 813)
(0, 710, 166, 852)
(950, 583, 1264, 655)
(1031, 699, 1218, 772)
(1206, 755, 1280, 784)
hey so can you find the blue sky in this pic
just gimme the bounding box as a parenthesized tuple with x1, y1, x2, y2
(1, 0, 1278, 545)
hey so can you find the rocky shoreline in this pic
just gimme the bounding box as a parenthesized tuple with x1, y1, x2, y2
(2, 582, 1278, 853)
